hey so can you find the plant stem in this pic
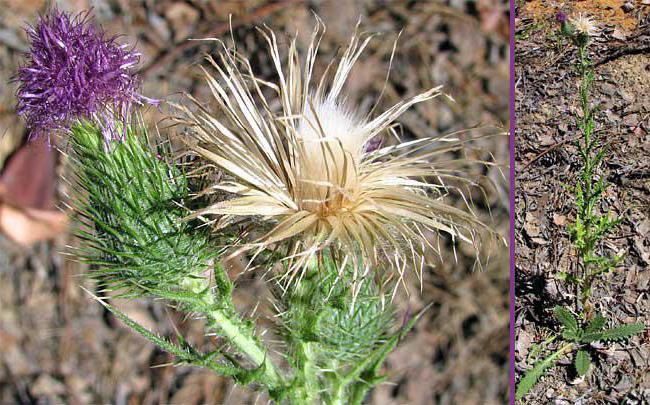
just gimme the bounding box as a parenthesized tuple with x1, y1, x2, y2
(181, 277, 284, 389)
(576, 41, 594, 312)
(349, 381, 372, 405)
(207, 306, 283, 386)
(292, 342, 320, 404)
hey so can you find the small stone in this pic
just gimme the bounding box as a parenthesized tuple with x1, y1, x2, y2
(621, 2, 635, 12)
(622, 113, 639, 127)
(612, 27, 627, 41)
(618, 89, 635, 103)
(601, 82, 616, 96)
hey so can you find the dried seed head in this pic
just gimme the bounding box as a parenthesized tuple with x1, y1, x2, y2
(179, 21, 503, 285)
(569, 13, 599, 37)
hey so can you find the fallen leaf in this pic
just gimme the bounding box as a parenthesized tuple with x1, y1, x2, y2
(0, 201, 68, 245)
(531, 237, 549, 245)
(553, 214, 566, 226)
(0, 139, 67, 245)
(524, 212, 541, 238)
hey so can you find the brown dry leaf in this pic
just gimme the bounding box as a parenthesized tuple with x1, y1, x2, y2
(531, 237, 550, 246)
(0, 139, 68, 245)
(0, 202, 67, 246)
(524, 212, 541, 238)
(553, 213, 567, 226)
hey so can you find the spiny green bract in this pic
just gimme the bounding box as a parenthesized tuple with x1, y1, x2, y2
(70, 122, 219, 296)
(278, 255, 393, 364)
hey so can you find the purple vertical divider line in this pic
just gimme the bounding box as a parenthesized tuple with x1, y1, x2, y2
(509, 0, 517, 403)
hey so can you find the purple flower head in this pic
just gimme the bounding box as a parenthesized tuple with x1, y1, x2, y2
(16, 9, 155, 141)
(556, 12, 568, 23)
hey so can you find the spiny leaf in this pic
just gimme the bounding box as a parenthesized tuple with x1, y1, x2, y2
(341, 301, 429, 388)
(574, 349, 590, 376)
(584, 314, 606, 334)
(562, 328, 582, 342)
(581, 323, 645, 343)
(516, 344, 571, 401)
(276, 254, 394, 365)
(82, 287, 241, 377)
(233, 359, 267, 385)
(69, 123, 225, 296)
(554, 306, 579, 334)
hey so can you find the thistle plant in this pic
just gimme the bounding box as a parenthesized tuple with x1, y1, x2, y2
(16, 9, 503, 404)
(516, 14, 645, 401)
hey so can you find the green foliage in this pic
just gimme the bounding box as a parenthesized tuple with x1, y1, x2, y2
(278, 255, 393, 364)
(574, 349, 590, 376)
(564, 42, 621, 307)
(580, 323, 646, 343)
(584, 314, 606, 334)
(274, 253, 396, 402)
(70, 122, 219, 296)
(69, 122, 286, 396)
(516, 343, 571, 401)
(85, 287, 243, 377)
(553, 306, 644, 345)
(554, 306, 579, 339)
(518, 306, 644, 401)
(526, 335, 556, 364)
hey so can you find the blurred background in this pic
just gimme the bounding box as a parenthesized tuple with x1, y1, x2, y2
(0, 0, 510, 404)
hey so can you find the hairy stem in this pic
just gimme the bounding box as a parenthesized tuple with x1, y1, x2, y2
(576, 42, 595, 311)
(292, 342, 320, 404)
(181, 277, 284, 389)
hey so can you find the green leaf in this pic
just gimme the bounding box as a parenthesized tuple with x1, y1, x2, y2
(574, 350, 590, 376)
(562, 328, 582, 342)
(555, 272, 579, 284)
(581, 323, 645, 343)
(554, 306, 579, 335)
(516, 344, 571, 401)
(584, 314, 606, 334)
(82, 287, 241, 377)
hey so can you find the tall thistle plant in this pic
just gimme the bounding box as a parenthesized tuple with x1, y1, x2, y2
(16, 9, 503, 403)
(516, 14, 645, 401)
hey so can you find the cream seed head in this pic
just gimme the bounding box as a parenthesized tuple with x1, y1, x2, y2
(570, 13, 599, 37)
(178, 21, 501, 285)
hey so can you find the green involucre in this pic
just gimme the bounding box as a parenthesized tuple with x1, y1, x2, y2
(278, 255, 393, 365)
(70, 122, 218, 295)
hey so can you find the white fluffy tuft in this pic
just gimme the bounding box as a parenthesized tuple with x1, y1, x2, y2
(298, 98, 365, 158)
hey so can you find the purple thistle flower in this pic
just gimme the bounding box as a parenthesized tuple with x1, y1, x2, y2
(16, 9, 156, 141)
(556, 12, 568, 23)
